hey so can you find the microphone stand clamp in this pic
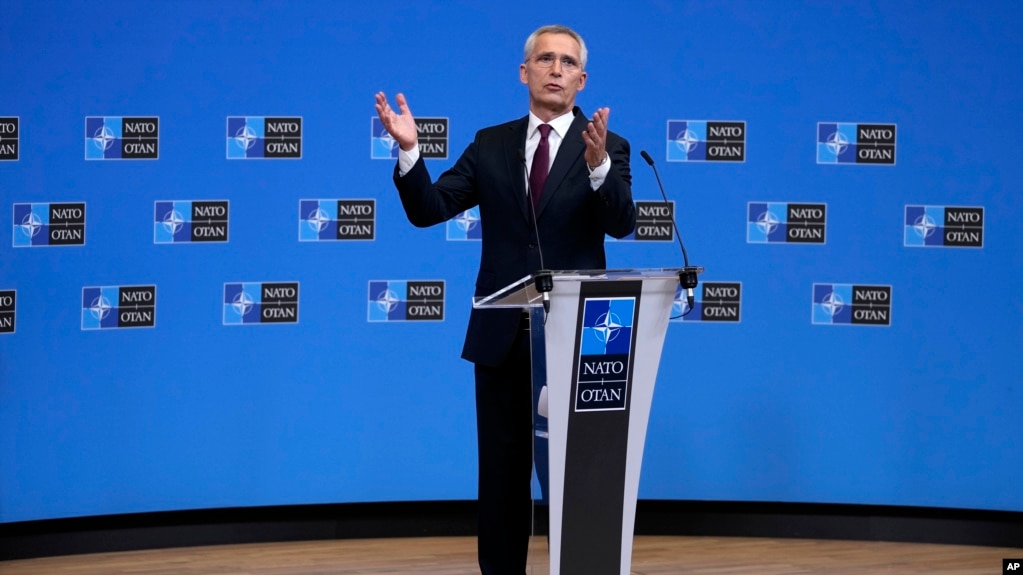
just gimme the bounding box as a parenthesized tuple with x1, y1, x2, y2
(533, 270, 554, 315)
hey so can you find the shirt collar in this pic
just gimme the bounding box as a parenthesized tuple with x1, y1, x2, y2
(528, 109, 576, 140)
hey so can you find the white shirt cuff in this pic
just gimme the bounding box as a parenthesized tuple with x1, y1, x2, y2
(397, 145, 420, 177)
(587, 153, 610, 190)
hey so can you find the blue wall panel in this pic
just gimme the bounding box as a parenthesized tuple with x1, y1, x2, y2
(1, 0, 1021, 522)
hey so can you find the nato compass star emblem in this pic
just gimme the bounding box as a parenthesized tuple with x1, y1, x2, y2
(162, 209, 186, 234)
(912, 214, 938, 238)
(820, 291, 844, 317)
(89, 295, 113, 321)
(379, 130, 397, 153)
(233, 125, 258, 151)
(231, 291, 255, 317)
(674, 128, 699, 153)
(307, 207, 331, 233)
(826, 130, 849, 156)
(674, 294, 690, 317)
(91, 125, 116, 152)
(593, 311, 623, 344)
(375, 289, 400, 313)
(454, 209, 479, 233)
(371, 118, 404, 159)
(447, 208, 482, 240)
(20, 212, 43, 238)
(756, 210, 780, 235)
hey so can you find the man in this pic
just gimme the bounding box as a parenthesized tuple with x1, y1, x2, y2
(374, 24, 635, 575)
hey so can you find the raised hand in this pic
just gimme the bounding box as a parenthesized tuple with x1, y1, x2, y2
(374, 92, 418, 152)
(582, 107, 610, 169)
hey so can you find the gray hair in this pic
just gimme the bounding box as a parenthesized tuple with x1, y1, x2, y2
(523, 25, 588, 70)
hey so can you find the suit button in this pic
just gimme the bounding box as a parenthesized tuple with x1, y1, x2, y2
(527, 243, 536, 249)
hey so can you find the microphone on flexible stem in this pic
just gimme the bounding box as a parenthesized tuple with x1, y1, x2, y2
(639, 150, 699, 315)
(518, 149, 553, 316)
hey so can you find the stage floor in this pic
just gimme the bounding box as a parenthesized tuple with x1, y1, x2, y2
(2, 535, 1020, 574)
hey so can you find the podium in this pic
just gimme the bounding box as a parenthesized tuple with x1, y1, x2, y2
(474, 268, 699, 575)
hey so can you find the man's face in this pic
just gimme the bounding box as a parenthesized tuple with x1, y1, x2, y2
(520, 32, 587, 120)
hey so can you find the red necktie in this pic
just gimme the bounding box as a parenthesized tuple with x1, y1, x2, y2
(529, 124, 552, 208)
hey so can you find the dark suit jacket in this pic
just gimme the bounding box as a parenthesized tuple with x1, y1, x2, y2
(394, 107, 636, 366)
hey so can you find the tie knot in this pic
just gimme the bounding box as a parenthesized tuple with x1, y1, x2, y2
(537, 124, 552, 139)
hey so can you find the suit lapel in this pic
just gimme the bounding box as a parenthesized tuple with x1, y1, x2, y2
(537, 108, 587, 216)
(504, 117, 531, 223)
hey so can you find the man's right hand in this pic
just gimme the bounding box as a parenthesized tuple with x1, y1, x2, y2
(374, 92, 418, 152)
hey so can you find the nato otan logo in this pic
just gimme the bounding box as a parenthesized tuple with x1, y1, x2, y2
(82, 285, 156, 330)
(0, 117, 18, 160)
(154, 200, 229, 243)
(227, 117, 302, 159)
(666, 120, 745, 162)
(224, 282, 300, 325)
(576, 297, 636, 412)
(299, 199, 376, 241)
(368, 280, 445, 322)
(813, 284, 892, 326)
(817, 122, 896, 165)
(0, 290, 15, 334)
(672, 282, 742, 322)
(747, 202, 827, 244)
(905, 205, 983, 248)
(370, 117, 449, 159)
(447, 208, 481, 241)
(85, 117, 159, 160)
(13, 202, 86, 247)
(613, 201, 675, 242)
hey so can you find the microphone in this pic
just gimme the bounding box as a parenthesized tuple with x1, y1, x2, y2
(518, 149, 553, 316)
(639, 149, 699, 315)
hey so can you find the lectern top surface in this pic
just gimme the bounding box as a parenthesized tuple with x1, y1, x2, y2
(472, 267, 703, 309)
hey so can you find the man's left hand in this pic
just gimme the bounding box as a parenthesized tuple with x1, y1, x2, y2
(582, 107, 610, 169)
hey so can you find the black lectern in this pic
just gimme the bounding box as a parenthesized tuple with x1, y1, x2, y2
(474, 268, 700, 575)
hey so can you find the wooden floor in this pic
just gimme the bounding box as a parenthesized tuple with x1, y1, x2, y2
(2, 536, 1020, 574)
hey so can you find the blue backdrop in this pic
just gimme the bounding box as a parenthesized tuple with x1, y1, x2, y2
(1, 0, 1021, 523)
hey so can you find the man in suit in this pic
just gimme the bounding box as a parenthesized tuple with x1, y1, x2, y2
(374, 24, 635, 575)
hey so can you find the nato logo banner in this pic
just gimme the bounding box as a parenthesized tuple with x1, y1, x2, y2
(666, 120, 745, 162)
(299, 199, 376, 241)
(576, 297, 636, 412)
(414, 117, 448, 158)
(613, 201, 675, 242)
(447, 208, 481, 241)
(367, 280, 445, 322)
(371, 117, 448, 159)
(817, 122, 896, 164)
(13, 202, 86, 247)
(672, 282, 742, 322)
(227, 117, 302, 159)
(154, 200, 229, 243)
(747, 202, 827, 244)
(82, 285, 156, 330)
(905, 205, 983, 248)
(223, 282, 299, 325)
(0, 290, 14, 334)
(85, 117, 159, 160)
(0, 117, 17, 160)
(813, 284, 892, 326)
